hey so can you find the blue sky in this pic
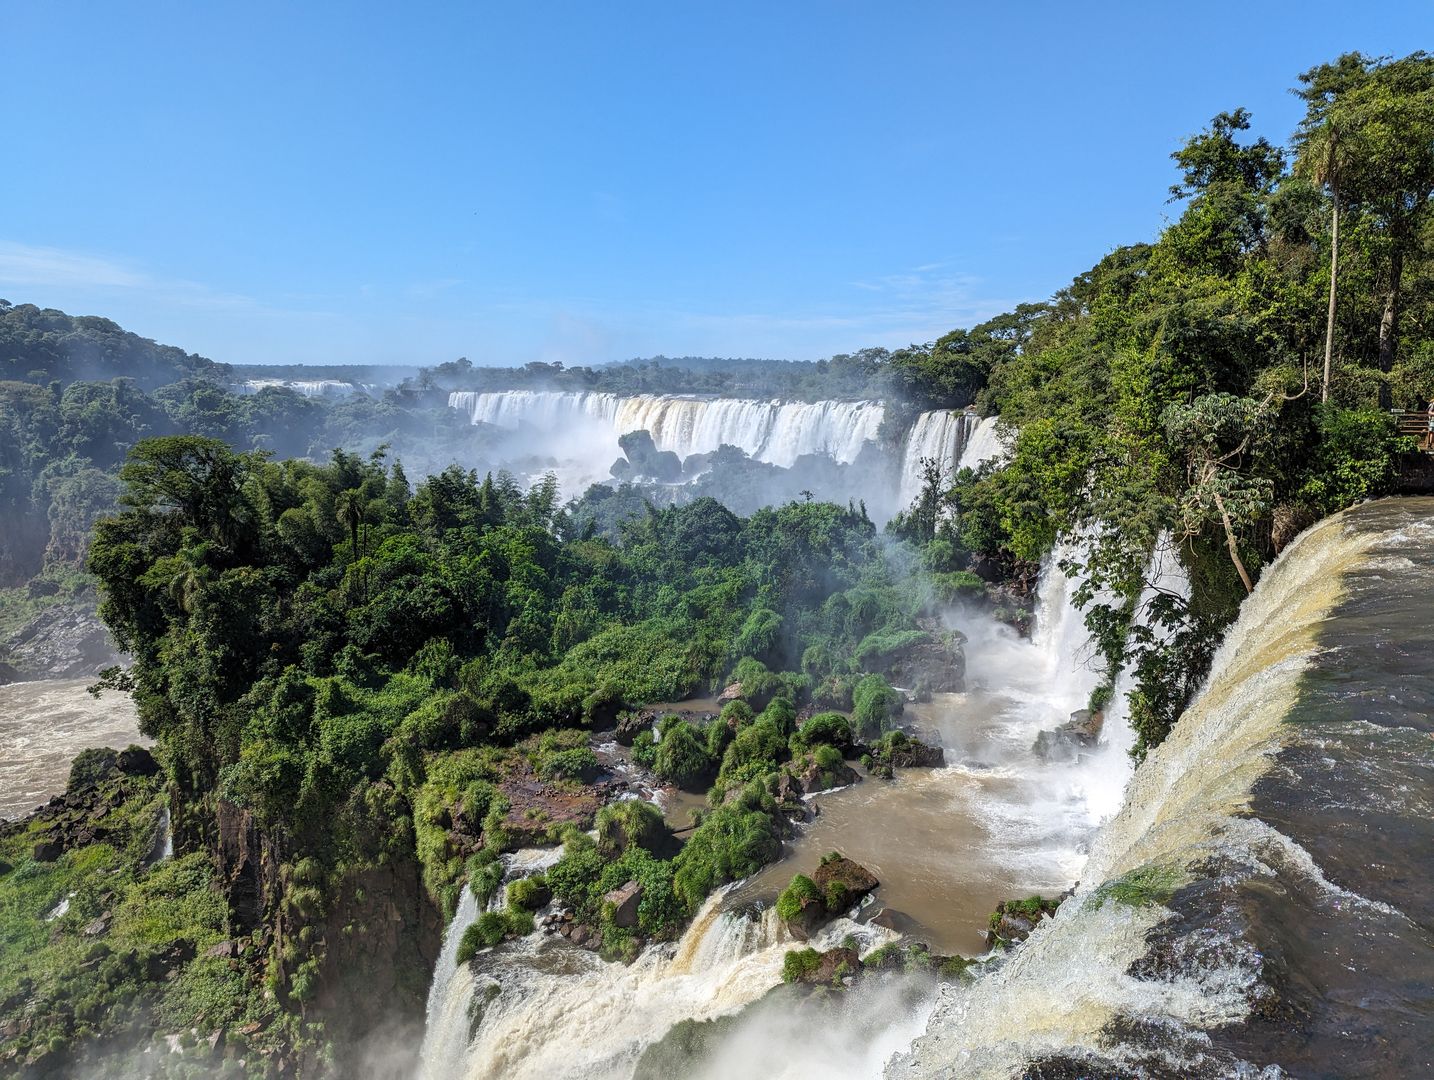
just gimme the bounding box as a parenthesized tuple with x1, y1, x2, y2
(4, 1, 1428, 367)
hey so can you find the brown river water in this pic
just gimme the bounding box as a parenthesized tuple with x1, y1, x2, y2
(0, 678, 144, 820)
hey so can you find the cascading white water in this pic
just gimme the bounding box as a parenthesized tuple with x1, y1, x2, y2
(421, 883, 897, 1080)
(892, 508, 1388, 1078)
(1081, 535, 1192, 822)
(448, 390, 885, 469)
(239, 378, 359, 398)
(419, 886, 481, 1077)
(954, 415, 1005, 472)
(147, 804, 173, 864)
(896, 411, 979, 508)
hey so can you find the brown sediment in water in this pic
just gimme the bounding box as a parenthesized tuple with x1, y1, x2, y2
(0, 678, 144, 820)
(732, 690, 1076, 956)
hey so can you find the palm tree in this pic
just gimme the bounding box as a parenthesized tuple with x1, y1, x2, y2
(335, 489, 366, 559)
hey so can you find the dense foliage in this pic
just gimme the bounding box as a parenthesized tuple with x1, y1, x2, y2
(894, 52, 1434, 756)
(84, 435, 933, 966)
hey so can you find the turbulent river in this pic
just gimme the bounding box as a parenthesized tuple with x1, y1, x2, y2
(0, 678, 144, 820)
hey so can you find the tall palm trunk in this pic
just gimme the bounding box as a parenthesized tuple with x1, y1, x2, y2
(1322, 178, 1340, 403)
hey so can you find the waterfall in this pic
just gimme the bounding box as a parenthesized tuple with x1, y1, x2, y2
(894, 501, 1434, 1078)
(897, 411, 979, 509)
(420, 884, 895, 1080)
(419, 886, 481, 1077)
(1078, 533, 1192, 824)
(146, 804, 173, 865)
(239, 378, 359, 398)
(954, 415, 1004, 472)
(447, 390, 885, 468)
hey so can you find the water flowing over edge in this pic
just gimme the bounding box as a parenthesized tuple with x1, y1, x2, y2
(891, 508, 1390, 1079)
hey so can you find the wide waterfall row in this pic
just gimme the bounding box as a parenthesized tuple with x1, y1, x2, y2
(448, 390, 884, 468)
(237, 378, 362, 398)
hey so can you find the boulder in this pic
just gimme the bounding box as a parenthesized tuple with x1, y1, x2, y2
(868, 617, 966, 693)
(116, 746, 160, 777)
(985, 895, 1062, 950)
(867, 907, 919, 936)
(812, 854, 878, 913)
(788, 946, 863, 985)
(881, 737, 945, 769)
(32, 839, 62, 862)
(716, 682, 744, 705)
(795, 756, 859, 794)
(1032, 709, 1104, 761)
(603, 880, 643, 929)
(613, 709, 655, 747)
(775, 771, 805, 804)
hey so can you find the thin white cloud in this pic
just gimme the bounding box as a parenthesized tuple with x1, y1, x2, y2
(0, 242, 149, 290)
(0, 240, 257, 311)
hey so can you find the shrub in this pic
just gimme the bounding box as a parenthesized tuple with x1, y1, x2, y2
(457, 908, 534, 962)
(790, 712, 853, 755)
(812, 673, 857, 710)
(632, 729, 657, 769)
(730, 657, 781, 708)
(781, 948, 822, 983)
(851, 674, 902, 741)
(757, 697, 797, 738)
(719, 718, 787, 785)
(775, 874, 822, 921)
(538, 747, 599, 782)
(654, 721, 713, 791)
(718, 700, 753, 727)
(466, 851, 504, 905)
(930, 570, 987, 605)
(506, 874, 551, 911)
(705, 717, 734, 760)
(596, 800, 668, 858)
(671, 803, 780, 912)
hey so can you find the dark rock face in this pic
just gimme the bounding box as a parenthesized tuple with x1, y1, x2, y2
(869, 617, 966, 693)
(613, 709, 655, 746)
(604, 880, 643, 929)
(1032, 709, 1104, 761)
(883, 738, 945, 769)
(0, 602, 124, 681)
(215, 800, 281, 934)
(793, 755, 860, 794)
(791, 946, 862, 986)
(813, 854, 879, 914)
(615, 430, 683, 482)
